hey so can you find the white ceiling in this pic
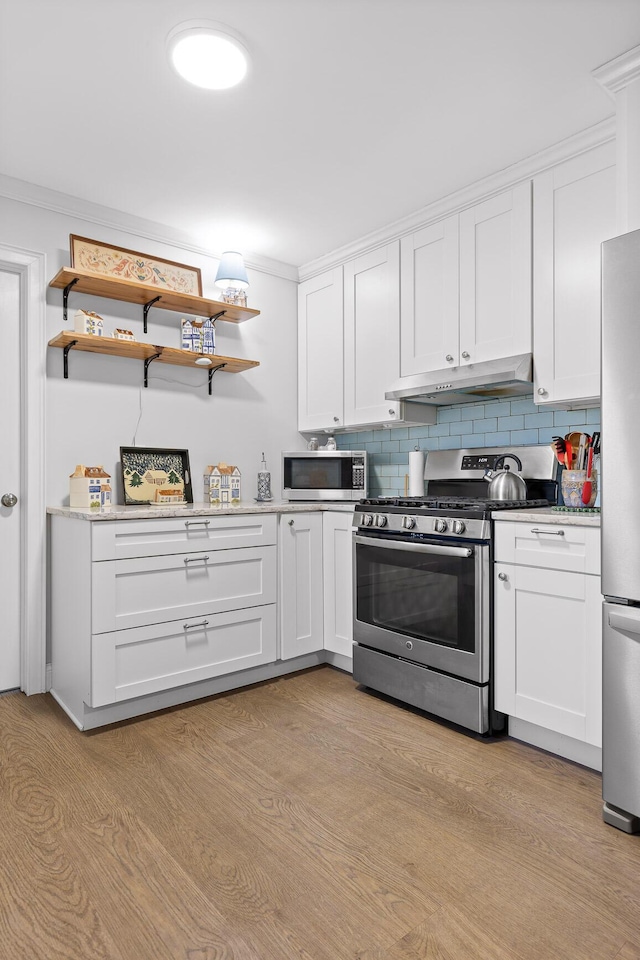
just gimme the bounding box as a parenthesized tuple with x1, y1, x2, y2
(2, 0, 640, 269)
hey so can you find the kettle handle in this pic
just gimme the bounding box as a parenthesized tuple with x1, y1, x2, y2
(494, 454, 523, 471)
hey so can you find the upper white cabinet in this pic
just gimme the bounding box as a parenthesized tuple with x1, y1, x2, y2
(400, 216, 459, 376)
(533, 141, 616, 407)
(400, 183, 532, 377)
(298, 267, 344, 432)
(298, 244, 435, 432)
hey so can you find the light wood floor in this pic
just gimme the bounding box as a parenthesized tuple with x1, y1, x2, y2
(1, 666, 639, 960)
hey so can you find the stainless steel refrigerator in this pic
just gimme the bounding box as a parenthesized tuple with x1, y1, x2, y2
(602, 227, 640, 833)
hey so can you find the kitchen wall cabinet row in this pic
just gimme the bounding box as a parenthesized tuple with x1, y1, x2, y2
(49, 509, 353, 730)
(298, 140, 616, 432)
(494, 519, 602, 769)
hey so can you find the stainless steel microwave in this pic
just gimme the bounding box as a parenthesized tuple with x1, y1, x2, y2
(282, 451, 367, 501)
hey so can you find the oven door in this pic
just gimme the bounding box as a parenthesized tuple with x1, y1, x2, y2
(353, 532, 490, 683)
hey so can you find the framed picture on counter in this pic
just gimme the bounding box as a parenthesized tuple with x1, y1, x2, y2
(120, 447, 193, 506)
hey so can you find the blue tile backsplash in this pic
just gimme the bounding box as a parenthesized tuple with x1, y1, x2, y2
(336, 395, 601, 497)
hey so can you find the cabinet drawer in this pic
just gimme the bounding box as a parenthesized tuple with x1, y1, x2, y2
(91, 513, 277, 560)
(494, 520, 600, 575)
(92, 545, 276, 633)
(90, 604, 277, 706)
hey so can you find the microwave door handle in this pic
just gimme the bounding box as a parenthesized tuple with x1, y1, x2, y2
(353, 535, 473, 559)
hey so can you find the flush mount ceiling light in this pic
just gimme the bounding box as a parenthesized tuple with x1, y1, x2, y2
(167, 21, 249, 90)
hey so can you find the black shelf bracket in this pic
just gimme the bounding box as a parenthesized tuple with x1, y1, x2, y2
(62, 339, 79, 378)
(62, 278, 79, 324)
(208, 310, 226, 324)
(143, 352, 161, 388)
(143, 296, 162, 334)
(208, 362, 227, 395)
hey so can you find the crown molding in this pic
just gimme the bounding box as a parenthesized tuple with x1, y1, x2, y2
(593, 44, 640, 98)
(298, 117, 616, 280)
(0, 174, 299, 283)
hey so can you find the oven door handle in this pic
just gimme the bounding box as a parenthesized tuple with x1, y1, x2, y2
(354, 535, 473, 559)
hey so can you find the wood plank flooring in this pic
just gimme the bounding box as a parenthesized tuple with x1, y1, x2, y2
(1, 665, 639, 959)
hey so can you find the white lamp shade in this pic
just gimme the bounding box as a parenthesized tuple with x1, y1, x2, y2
(214, 251, 249, 290)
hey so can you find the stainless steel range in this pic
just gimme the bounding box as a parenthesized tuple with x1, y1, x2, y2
(352, 445, 558, 736)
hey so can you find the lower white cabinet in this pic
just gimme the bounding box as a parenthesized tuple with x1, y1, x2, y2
(50, 513, 278, 728)
(494, 520, 602, 749)
(322, 511, 353, 657)
(279, 512, 324, 659)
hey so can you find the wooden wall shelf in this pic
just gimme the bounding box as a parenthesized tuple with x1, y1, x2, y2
(49, 332, 259, 393)
(49, 267, 260, 326)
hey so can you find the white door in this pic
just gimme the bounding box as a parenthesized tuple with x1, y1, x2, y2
(322, 510, 353, 658)
(279, 513, 324, 659)
(400, 216, 459, 376)
(0, 268, 22, 690)
(298, 267, 344, 432)
(343, 242, 401, 426)
(459, 182, 532, 365)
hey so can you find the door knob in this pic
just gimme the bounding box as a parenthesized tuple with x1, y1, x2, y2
(461, 351, 470, 359)
(1, 493, 17, 508)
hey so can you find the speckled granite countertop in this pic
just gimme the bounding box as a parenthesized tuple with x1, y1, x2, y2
(47, 501, 356, 521)
(492, 506, 600, 527)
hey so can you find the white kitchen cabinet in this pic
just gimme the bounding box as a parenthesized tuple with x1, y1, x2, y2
(298, 267, 344, 432)
(400, 216, 459, 377)
(322, 510, 354, 658)
(298, 251, 436, 433)
(399, 183, 532, 377)
(494, 520, 602, 750)
(279, 512, 324, 659)
(50, 513, 278, 728)
(533, 141, 616, 407)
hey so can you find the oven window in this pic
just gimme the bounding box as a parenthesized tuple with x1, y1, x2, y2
(355, 539, 476, 652)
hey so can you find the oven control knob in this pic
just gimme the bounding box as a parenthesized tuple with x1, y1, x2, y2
(402, 516, 416, 529)
(375, 514, 387, 528)
(451, 520, 466, 535)
(434, 518, 448, 533)
(361, 513, 373, 527)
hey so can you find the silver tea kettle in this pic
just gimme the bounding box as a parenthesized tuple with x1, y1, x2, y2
(484, 454, 527, 500)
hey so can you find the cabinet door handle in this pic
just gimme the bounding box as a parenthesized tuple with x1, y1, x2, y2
(184, 555, 210, 563)
(445, 354, 454, 362)
(185, 520, 210, 528)
(461, 351, 470, 359)
(183, 620, 209, 630)
(530, 528, 565, 536)
(498, 572, 508, 581)
(288, 519, 294, 526)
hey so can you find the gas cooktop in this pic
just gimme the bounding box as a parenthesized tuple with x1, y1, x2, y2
(358, 496, 551, 517)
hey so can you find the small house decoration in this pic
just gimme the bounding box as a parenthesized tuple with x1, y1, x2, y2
(113, 328, 136, 341)
(153, 488, 184, 504)
(69, 464, 112, 509)
(204, 463, 241, 504)
(201, 317, 216, 355)
(181, 318, 203, 352)
(74, 309, 104, 336)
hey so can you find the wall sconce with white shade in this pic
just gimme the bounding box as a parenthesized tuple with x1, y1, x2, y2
(214, 251, 249, 306)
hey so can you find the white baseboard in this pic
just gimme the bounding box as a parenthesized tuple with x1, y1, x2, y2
(508, 717, 602, 771)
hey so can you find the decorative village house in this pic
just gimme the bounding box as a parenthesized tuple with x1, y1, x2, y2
(181, 318, 203, 352)
(204, 463, 241, 504)
(69, 465, 112, 508)
(74, 309, 104, 336)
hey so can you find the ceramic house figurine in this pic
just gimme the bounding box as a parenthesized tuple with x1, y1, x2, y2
(74, 309, 104, 336)
(204, 463, 241, 504)
(69, 464, 112, 508)
(113, 328, 136, 341)
(181, 318, 204, 352)
(201, 317, 216, 355)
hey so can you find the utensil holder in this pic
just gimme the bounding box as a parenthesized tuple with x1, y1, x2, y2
(561, 469, 597, 508)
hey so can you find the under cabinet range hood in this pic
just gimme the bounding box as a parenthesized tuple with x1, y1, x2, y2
(385, 353, 533, 406)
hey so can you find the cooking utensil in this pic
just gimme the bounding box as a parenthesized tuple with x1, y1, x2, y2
(565, 432, 588, 471)
(484, 454, 527, 500)
(582, 439, 595, 505)
(551, 436, 567, 467)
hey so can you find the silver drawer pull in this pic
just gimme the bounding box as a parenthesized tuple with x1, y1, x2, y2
(184, 555, 210, 564)
(185, 520, 210, 528)
(530, 528, 565, 536)
(183, 620, 209, 630)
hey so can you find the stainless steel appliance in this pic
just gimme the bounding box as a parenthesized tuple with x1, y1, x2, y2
(352, 445, 558, 735)
(601, 228, 640, 833)
(282, 450, 367, 501)
(385, 353, 533, 406)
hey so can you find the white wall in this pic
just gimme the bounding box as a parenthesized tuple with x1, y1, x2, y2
(0, 196, 302, 505)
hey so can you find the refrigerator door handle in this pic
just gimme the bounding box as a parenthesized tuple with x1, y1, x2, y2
(608, 609, 640, 637)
